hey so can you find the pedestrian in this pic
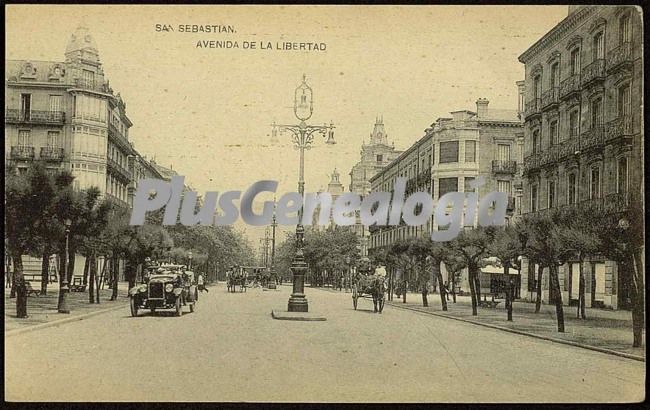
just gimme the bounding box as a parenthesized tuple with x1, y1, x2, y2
(198, 273, 208, 293)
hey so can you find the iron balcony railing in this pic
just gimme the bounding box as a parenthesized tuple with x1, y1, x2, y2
(492, 160, 517, 174)
(607, 42, 633, 72)
(559, 74, 581, 100)
(40, 146, 65, 161)
(72, 78, 110, 93)
(540, 87, 559, 110)
(5, 109, 65, 125)
(523, 98, 541, 120)
(10, 146, 36, 160)
(605, 116, 633, 142)
(581, 59, 606, 87)
(107, 157, 132, 182)
(580, 125, 606, 152)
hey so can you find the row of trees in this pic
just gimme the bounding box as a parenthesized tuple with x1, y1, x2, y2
(368, 201, 644, 348)
(274, 227, 360, 287)
(5, 163, 255, 318)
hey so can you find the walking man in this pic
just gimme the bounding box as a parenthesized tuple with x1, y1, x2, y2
(198, 273, 208, 293)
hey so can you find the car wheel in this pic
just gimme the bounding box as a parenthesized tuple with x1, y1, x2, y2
(175, 296, 182, 316)
(129, 297, 138, 317)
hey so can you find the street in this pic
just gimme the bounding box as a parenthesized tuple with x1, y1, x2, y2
(5, 285, 644, 402)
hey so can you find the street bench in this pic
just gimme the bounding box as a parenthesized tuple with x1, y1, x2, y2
(25, 281, 42, 297)
(71, 276, 86, 292)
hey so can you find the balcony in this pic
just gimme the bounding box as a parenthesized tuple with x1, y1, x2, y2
(523, 98, 541, 120)
(10, 146, 35, 160)
(540, 88, 559, 111)
(492, 160, 517, 174)
(605, 116, 633, 144)
(581, 59, 606, 87)
(580, 125, 605, 152)
(40, 146, 65, 161)
(104, 193, 129, 209)
(607, 42, 633, 73)
(557, 139, 579, 161)
(5, 109, 65, 125)
(72, 78, 110, 93)
(559, 75, 581, 100)
(107, 157, 132, 183)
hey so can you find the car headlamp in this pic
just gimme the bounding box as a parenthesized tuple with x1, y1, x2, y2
(165, 283, 174, 292)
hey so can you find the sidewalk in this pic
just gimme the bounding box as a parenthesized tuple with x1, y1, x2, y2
(4, 282, 130, 333)
(385, 291, 645, 359)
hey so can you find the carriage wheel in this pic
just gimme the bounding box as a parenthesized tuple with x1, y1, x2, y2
(352, 286, 358, 310)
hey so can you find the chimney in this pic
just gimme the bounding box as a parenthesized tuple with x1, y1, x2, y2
(476, 98, 489, 118)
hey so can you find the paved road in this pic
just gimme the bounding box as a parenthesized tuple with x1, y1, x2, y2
(5, 285, 645, 402)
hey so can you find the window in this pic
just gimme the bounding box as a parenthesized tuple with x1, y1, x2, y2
(464, 177, 475, 193)
(47, 131, 60, 148)
(530, 184, 538, 212)
(497, 144, 511, 161)
(591, 98, 603, 128)
(498, 180, 511, 195)
(533, 75, 542, 100)
(548, 180, 556, 208)
(439, 141, 459, 163)
(570, 48, 581, 75)
(619, 15, 631, 44)
(618, 84, 631, 118)
(550, 62, 560, 88)
(18, 130, 31, 147)
(431, 145, 435, 165)
(376, 154, 383, 163)
(617, 157, 628, 194)
(49, 95, 62, 112)
(438, 177, 458, 198)
(465, 140, 476, 162)
(82, 69, 95, 88)
(567, 173, 577, 205)
(590, 167, 601, 199)
(569, 110, 580, 137)
(593, 32, 605, 60)
(549, 120, 559, 145)
(20, 94, 31, 120)
(532, 130, 540, 154)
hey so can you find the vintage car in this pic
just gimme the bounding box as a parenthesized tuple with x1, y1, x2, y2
(129, 264, 198, 317)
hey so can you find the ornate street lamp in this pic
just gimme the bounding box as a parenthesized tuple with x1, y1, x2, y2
(272, 75, 336, 312)
(58, 218, 73, 314)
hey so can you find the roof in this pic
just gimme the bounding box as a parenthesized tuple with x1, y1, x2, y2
(475, 109, 521, 123)
(6, 59, 67, 83)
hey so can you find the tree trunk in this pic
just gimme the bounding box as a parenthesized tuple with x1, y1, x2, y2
(10, 254, 18, 298)
(12, 250, 28, 318)
(57, 249, 67, 312)
(433, 262, 447, 311)
(402, 280, 407, 303)
(549, 264, 565, 332)
(110, 255, 119, 301)
(630, 251, 645, 347)
(451, 271, 457, 303)
(505, 265, 513, 321)
(577, 257, 586, 319)
(421, 284, 428, 307)
(474, 273, 481, 303)
(468, 267, 478, 316)
(535, 264, 544, 313)
(96, 257, 105, 304)
(41, 249, 50, 295)
(88, 253, 96, 304)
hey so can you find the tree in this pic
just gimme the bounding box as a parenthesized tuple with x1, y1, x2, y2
(441, 248, 466, 304)
(488, 225, 524, 321)
(448, 226, 496, 316)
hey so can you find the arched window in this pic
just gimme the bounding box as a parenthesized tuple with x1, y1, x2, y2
(593, 31, 604, 60)
(570, 48, 581, 75)
(619, 15, 631, 44)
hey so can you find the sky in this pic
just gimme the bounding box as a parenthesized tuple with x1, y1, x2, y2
(6, 5, 568, 252)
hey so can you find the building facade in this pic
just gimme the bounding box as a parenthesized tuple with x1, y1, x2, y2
(518, 6, 643, 310)
(368, 97, 524, 291)
(348, 117, 403, 256)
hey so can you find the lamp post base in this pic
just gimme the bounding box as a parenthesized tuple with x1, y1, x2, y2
(288, 295, 309, 312)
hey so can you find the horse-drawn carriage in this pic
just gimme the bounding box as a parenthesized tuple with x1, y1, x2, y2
(226, 266, 248, 293)
(351, 260, 386, 313)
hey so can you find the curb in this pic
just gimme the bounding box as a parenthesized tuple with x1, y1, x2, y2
(386, 301, 645, 363)
(5, 302, 128, 337)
